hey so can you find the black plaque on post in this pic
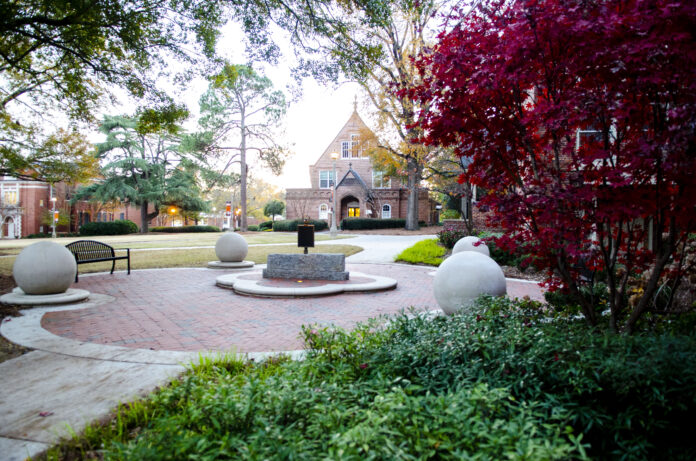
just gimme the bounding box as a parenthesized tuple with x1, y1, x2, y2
(298, 224, 315, 254)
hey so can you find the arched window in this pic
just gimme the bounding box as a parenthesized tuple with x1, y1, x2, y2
(382, 204, 391, 219)
(319, 204, 329, 219)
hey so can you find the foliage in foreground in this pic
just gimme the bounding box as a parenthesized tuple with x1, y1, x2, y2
(44, 297, 696, 460)
(395, 238, 445, 266)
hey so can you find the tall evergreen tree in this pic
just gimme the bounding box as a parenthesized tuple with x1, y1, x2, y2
(193, 64, 289, 231)
(73, 108, 207, 233)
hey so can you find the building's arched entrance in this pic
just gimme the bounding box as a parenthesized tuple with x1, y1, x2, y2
(340, 195, 360, 221)
(2, 217, 16, 238)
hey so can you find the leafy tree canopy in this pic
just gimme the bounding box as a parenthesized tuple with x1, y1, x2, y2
(73, 107, 211, 232)
(192, 63, 290, 230)
(0, 0, 226, 181)
(263, 199, 285, 221)
(411, 0, 696, 332)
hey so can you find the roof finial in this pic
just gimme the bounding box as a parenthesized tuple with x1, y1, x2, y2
(353, 95, 358, 113)
(349, 162, 353, 169)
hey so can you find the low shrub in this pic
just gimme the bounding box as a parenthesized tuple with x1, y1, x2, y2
(341, 218, 406, 230)
(247, 225, 259, 231)
(150, 225, 220, 233)
(46, 297, 696, 460)
(437, 226, 466, 249)
(477, 231, 542, 270)
(395, 238, 446, 265)
(544, 282, 610, 316)
(79, 220, 139, 236)
(24, 232, 51, 239)
(340, 218, 427, 230)
(272, 219, 328, 232)
(258, 220, 273, 231)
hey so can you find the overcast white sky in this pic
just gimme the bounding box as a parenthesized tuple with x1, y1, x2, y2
(171, 21, 366, 190)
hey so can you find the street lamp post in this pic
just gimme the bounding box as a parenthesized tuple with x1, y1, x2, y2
(329, 152, 339, 237)
(50, 194, 57, 238)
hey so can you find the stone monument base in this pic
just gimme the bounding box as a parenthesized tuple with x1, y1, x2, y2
(207, 260, 255, 269)
(262, 253, 349, 281)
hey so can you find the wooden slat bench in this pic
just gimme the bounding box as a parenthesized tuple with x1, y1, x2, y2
(66, 240, 131, 282)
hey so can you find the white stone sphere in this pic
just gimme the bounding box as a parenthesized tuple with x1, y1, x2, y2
(434, 251, 506, 315)
(13, 241, 77, 295)
(452, 236, 490, 257)
(215, 232, 248, 262)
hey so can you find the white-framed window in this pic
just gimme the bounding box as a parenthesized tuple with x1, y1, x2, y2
(350, 134, 360, 158)
(576, 127, 603, 152)
(341, 141, 350, 159)
(382, 204, 391, 219)
(319, 204, 329, 219)
(2, 189, 18, 205)
(373, 171, 391, 189)
(319, 170, 335, 189)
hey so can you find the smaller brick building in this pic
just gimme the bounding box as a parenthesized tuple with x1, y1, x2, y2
(0, 176, 150, 238)
(285, 108, 435, 225)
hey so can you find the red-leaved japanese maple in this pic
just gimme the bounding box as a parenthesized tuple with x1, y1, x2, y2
(410, 0, 696, 332)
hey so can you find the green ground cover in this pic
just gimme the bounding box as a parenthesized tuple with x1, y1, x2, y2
(395, 238, 446, 266)
(43, 296, 696, 460)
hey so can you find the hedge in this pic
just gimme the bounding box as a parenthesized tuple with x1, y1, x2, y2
(258, 220, 274, 231)
(340, 218, 426, 230)
(79, 220, 139, 236)
(272, 219, 328, 232)
(247, 225, 259, 231)
(150, 225, 220, 233)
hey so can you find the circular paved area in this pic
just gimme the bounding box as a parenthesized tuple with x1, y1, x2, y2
(40, 264, 544, 353)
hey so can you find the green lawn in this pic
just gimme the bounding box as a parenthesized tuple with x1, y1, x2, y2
(0, 232, 353, 254)
(0, 244, 362, 277)
(395, 238, 446, 266)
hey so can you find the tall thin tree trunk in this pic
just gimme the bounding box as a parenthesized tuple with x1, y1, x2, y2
(240, 113, 248, 232)
(406, 157, 420, 230)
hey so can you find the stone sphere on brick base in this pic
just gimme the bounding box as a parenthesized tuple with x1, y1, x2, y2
(13, 241, 76, 295)
(434, 251, 506, 315)
(452, 236, 490, 257)
(215, 232, 249, 262)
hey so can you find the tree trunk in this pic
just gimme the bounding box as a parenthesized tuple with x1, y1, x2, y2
(240, 112, 248, 232)
(140, 200, 150, 233)
(139, 200, 159, 233)
(405, 157, 420, 230)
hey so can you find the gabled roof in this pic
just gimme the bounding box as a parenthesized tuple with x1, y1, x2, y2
(311, 106, 372, 168)
(336, 163, 375, 200)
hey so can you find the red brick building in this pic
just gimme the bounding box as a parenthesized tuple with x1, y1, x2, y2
(0, 176, 150, 238)
(285, 108, 436, 225)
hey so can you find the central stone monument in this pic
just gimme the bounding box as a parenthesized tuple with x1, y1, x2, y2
(262, 222, 349, 280)
(263, 253, 349, 280)
(216, 221, 397, 296)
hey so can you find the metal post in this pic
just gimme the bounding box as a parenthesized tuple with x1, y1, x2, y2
(50, 187, 57, 238)
(329, 152, 339, 237)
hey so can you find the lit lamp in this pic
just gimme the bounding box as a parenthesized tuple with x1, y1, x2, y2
(50, 196, 57, 238)
(460, 155, 474, 222)
(169, 206, 177, 227)
(329, 152, 339, 237)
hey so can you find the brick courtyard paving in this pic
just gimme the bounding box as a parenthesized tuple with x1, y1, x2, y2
(41, 264, 544, 353)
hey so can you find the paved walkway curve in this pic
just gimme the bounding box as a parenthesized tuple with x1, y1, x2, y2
(0, 236, 544, 461)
